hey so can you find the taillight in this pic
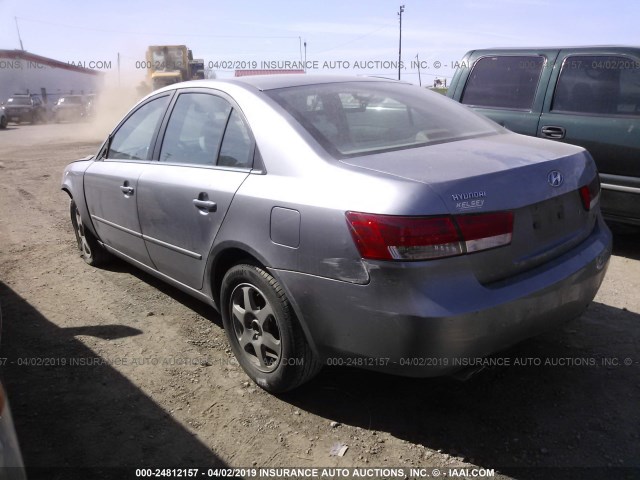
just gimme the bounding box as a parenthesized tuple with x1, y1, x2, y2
(346, 211, 513, 261)
(579, 175, 601, 211)
(455, 212, 514, 253)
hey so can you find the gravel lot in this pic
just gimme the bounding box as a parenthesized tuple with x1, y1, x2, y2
(0, 123, 639, 480)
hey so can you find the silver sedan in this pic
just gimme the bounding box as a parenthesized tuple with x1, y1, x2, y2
(62, 75, 612, 392)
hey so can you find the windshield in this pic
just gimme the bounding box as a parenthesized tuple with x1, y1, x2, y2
(59, 97, 84, 105)
(266, 81, 501, 158)
(8, 97, 31, 106)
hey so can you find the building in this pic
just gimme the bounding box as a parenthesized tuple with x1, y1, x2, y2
(0, 49, 104, 105)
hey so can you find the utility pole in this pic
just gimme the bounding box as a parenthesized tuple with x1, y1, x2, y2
(15, 17, 24, 51)
(415, 53, 422, 86)
(304, 41, 307, 72)
(398, 5, 405, 81)
(299, 37, 303, 63)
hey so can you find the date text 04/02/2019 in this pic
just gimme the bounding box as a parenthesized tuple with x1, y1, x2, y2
(134, 467, 497, 478)
(207, 60, 407, 70)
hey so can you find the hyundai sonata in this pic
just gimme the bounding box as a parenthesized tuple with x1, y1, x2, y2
(62, 75, 611, 392)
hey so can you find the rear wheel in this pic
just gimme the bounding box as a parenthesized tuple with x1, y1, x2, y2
(220, 264, 321, 393)
(70, 200, 111, 266)
(0, 115, 7, 129)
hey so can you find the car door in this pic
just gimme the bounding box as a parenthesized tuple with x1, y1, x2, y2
(84, 93, 171, 266)
(538, 50, 640, 220)
(539, 51, 640, 176)
(136, 90, 254, 289)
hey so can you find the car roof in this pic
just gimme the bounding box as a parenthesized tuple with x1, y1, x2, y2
(173, 75, 407, 92)
(467, 45, 639, 52)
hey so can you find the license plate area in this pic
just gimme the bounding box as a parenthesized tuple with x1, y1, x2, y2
(531, 196, 566, 233)
(516, 192, 591, 263)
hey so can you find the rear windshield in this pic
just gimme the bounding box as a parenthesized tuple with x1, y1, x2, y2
(59, 96, 84, 104)
(266, 81, 501, 158)
(8, 97, 31, 106)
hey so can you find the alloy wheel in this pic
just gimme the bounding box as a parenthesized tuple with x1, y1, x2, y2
(74, 206, 92, 258)
(229, 283, 282, 372)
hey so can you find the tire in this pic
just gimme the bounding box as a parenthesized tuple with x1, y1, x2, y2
(0, 115, 7, 129)
(220, 264, 321, 393)
(70, 200, 111, 266)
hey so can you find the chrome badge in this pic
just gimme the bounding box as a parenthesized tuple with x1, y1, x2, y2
(547, 170, 564, 187)
(451, 191, 486, 211)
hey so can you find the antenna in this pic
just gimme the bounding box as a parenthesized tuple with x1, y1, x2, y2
(15, 17, 25, 50)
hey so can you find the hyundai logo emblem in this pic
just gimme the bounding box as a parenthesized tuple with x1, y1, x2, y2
(547, 170, 564, 187)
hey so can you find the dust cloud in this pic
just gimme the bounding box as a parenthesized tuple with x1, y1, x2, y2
(80, 86, 147, 141)
(0, 86, 147, 149)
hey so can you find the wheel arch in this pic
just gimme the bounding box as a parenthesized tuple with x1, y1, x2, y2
(208, 243, 321, 358)
(210, 246, 264, 307)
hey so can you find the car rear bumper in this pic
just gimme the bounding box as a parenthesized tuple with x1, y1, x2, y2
(55, 108, 85, 121)
(5, 112, 29, 122)
(273, 216, 612, 377)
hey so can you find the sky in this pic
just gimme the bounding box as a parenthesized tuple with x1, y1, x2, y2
(1, 0, 639, 87)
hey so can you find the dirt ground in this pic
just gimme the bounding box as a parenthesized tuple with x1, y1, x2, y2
(0, 123, 639, 480)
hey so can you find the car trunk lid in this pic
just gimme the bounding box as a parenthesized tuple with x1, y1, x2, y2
(341, 133, 600, 283)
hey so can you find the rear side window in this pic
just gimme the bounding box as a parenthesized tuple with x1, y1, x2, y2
(8, 97, 31, 106)
(218, 110, 253, 168)
(552, 55, 640, 116)
(160, 93, 231, 165)
(461, 56, 545, 110)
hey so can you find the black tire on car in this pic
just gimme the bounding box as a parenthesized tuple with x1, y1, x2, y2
(0, 116, 7, 129)
(220, 264, 321, 393)
(70, 199, 111, 266)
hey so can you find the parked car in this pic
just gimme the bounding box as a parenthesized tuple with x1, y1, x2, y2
(52, 95, 89, 123)
(0, 382, 25, 480)
(447, 46, 640, 226)
(84, 94, 97, 119)
(61, 76, 611, 392)
(0, 306, 27, 480)
(3, 94, 48, 124)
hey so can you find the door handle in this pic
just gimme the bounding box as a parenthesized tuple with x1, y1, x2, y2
(193, 199, 217, 212)
(541, 126, 566, 139)
(120, 185, 134, 195)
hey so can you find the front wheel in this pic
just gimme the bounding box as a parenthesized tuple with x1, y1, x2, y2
(220, 264, 321, 393)
(0, 115, 7, 129)
(70, 200, 111, 266)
